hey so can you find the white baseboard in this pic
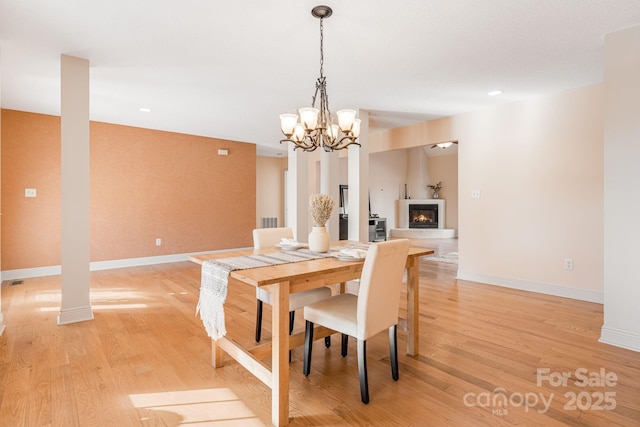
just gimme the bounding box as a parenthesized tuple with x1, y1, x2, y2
(2, 265, 62, 281)
(600, 326, 640, 352)
(456, 270, 604, 304)
(57, 305, 94, 325)
(1, 248, 252, 281)
(90, 252, 195, 271)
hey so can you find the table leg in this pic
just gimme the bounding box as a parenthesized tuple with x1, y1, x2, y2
(271, 281, 290, 426)
(406, 262, 419, 356)
(211, 338, 225, 367)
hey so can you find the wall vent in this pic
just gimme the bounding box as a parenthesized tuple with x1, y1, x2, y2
(261, 217, 278, 228)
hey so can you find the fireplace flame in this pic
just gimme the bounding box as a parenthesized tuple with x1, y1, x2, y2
(413, 214, 433, 223)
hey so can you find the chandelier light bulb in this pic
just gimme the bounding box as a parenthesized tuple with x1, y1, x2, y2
(326, 124, 339, 142)
(337, 109, 356, 132)
(280, 114, 298, 136)
(351, 119, 361, 138)
(299, 107, 320, 131)
(292, 124, 305, 142)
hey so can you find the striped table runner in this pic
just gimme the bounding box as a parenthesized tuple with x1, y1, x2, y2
(196, 249, 336, 340)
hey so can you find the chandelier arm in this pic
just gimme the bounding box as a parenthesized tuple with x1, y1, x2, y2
(326, 136, 361, 150)
(280, 137, 317, 152)
(301, 135, 319, 151)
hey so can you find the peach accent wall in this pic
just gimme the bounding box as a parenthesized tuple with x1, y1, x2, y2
(1, 109, 256, 270)
(1, 110, 61, 269)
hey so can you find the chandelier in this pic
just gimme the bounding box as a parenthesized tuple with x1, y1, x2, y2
(279, 5, 361, 152)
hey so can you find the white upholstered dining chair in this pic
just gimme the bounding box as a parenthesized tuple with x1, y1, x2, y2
(302, 238, 411, 404)
(252, 227, 333, 345)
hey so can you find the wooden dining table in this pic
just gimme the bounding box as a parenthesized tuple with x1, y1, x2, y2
(190, 241, 434, 427)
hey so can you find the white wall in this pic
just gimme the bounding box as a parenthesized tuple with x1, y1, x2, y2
(256, 156, 286, 228)
(457, 85, 604, 301)
(429, 153, 458, 231)
(371, 83, 605, 303)
(601, 24, 640, 352)
(369, 150, 407, 230)
(336, 149, 458, 238)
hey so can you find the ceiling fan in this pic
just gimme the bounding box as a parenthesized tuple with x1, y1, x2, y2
(430, 140, 458, 149)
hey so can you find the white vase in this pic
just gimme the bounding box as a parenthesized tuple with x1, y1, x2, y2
(308, 226, 330, 253)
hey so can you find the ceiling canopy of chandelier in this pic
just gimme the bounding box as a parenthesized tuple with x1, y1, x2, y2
(279, 5, 361, 152)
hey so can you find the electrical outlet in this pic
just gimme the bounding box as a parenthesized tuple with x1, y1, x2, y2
(564, 258, 573, 270)
(25, 188, 37, 197)
(471, 189, 481, 198)
(156, 238, 162, 246)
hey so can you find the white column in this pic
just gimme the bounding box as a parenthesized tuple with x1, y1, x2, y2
(320, 149, 340, 240)
(601, 24, 640, 352)
(285, 144, 309, 242)
(348, 110, 370, 242)
(406, 146, 430, 199)
(58, 55, 93, 325)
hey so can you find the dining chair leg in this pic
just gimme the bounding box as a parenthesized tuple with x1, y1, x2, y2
(288, 311, 296, 362)
(255, 300, 263, 342)
(303, 320, 314, 376)
(357, 339, 369, 404)
(289, 311, 295, 334)
(341, 334, 348, 357)
(389, 325, 399, 381)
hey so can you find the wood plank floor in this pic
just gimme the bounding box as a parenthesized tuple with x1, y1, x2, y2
(1, 239, 639, 426)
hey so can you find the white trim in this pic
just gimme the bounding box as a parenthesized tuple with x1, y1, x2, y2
(456, 270, 604, 304)
(91, 252, 196, 271)
(0, 313, 6, 336)
(0, 248, 253, 280)
(600, 326, 640, 352)
(57, 305, 94, 325)
(2, 265, 61, 280)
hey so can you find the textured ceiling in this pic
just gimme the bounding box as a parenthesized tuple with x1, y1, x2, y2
(2, 0, 640, 156)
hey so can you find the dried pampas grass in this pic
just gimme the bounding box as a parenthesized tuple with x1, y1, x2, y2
(309, 193, 335, 226)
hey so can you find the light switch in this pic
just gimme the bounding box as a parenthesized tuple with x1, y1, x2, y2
(25, 188, 37, 197)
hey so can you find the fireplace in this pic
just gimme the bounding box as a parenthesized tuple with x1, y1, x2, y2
(395, 199, 454, 238)
(409, 204, 438, 228)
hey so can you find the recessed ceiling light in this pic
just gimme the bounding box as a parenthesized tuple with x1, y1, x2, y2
(139, 107, 152, 113)
(487, 90, 503, 97)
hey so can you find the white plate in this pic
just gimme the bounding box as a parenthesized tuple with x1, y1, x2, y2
(335, 255, 364, 262)
(276, 243, 304, 251)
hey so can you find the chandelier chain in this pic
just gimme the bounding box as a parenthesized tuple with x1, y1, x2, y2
(319, 17, 324, 78)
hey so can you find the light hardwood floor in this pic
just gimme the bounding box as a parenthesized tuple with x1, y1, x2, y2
(0, 239, 638, 426)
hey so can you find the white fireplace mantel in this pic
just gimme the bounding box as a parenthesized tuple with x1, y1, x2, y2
(398, 199, 445, 229)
